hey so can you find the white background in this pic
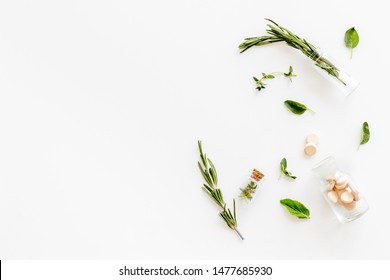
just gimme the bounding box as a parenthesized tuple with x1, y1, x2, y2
(0, 0, 389, 259)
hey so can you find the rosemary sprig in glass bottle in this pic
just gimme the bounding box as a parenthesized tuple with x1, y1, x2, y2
(239, 19, 346, 86)
(197, 141, 244, 240)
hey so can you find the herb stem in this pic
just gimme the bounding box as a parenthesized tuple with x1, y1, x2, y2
(234, 228, 245, 240)
(240, 19, 346, 87)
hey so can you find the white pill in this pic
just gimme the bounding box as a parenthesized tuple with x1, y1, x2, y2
(347, 182, 360, 201)
(326, 179, 335, 191)
(327, 191, 338, 203)
(333, 171, 347, 181)
(304, 143, 317, 156)
(335, 181, 348, 190)
(306, 133, 319, 145)
(336, 175, 349, 185)
(340, 191, 354, 204)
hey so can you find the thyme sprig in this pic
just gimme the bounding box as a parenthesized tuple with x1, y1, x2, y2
(253, 66, 296, 91)
(197, 141, 244, 240)
(239, 19, 346, 86)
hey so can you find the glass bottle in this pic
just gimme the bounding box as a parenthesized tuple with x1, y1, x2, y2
(312, 156, 369, 223)
(311, 48, 359, 95)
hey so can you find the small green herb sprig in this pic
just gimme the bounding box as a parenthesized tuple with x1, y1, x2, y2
(284, 100, 315, 115)
(280, 198, 310, 219)
(344, 27, 359, 59)
(239, 19, 347, 86)
(358, 121, 370, 149)
(279, 158, 297, 179)
(197, 141, 244, 240)
(253, 66, 296, 91)
(240, 181, 257, 200)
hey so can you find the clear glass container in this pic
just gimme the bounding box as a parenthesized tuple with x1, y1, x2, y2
(312, 156, 369, 223)
(311, 48, 359, 95)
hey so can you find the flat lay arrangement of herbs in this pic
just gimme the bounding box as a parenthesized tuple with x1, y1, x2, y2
(280, 158, 297, 179)
(239, 19, 347, 86)
(253, 66, 296, 91)
(194, 18, 370, 240)
(197, 141, 244, 240)
(344, 27, 359, 59)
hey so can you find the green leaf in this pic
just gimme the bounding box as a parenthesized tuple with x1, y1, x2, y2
(344, 27, 359, 58)
(280, 158, 287, 171)
(266, 74, 275, 79)
(280, 198, 310, 219)
(359, 121, 370, 147)
(344, 27, 359, 48)
(284, 100, 312, 115)
(280, 158, 297, 179)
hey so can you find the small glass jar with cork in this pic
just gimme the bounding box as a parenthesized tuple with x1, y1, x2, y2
(312, 156, 369, 223)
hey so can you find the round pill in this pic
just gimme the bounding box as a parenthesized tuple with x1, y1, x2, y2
(327, 191, 338, 204)
(340, 191, 354, 204)
(306, 133, 319, 144)
(335, 175, 349, 186)
(344, 201, 357, 211)
(347, 182, 360, 201)
(326, 179, 335, 191)
(335, 181, 348, 190)
(333, 171, 347, 181)
(304, 143, 317, 156)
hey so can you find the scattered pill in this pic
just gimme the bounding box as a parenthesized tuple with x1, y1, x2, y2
(340, 191, 354, 204)
(306, 133, 319, 145)
(327, 191, 338, 203)
(304, 143, 317, 156)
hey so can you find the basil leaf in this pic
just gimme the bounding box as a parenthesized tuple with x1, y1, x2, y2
(284, 171, 297, 179)
(359, 121, 370, 146)
(280, 198, 310, 219)
(344, 27, 359, 58)
(284, 100, 313, 115)
(280, 158, 287, 171)
(280, 158, 297, 179)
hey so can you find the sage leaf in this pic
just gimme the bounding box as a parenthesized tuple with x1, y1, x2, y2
(280, 158, 296, 179)
(284, 100, 314, 115)
(344, 27, 359, 59)
(280, 198, 310, 219)
(359, 121, 370, 148)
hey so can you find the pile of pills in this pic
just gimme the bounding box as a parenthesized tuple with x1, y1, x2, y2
(326, 171, 360, 211)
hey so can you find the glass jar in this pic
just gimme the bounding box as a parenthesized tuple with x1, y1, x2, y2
(312, 156, 369, 223)
(311, 48, 359, 95)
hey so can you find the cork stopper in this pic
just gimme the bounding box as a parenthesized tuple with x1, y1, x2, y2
(250, 169, 264, 182)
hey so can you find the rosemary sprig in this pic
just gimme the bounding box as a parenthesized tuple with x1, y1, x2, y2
(239, 19, 346, 86)
(197, 141, 244, 240)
